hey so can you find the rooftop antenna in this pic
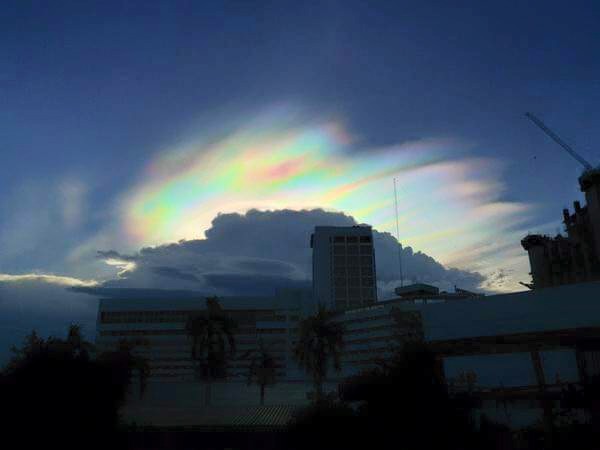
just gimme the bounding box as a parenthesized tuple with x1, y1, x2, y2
(393, 177, 404, 287)
(525, 112, 593, 171)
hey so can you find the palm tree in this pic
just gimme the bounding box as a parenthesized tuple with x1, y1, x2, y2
(65, 324, 95, 359)
(244, 338, 278, 406)
(97, 338, 151, 400)
(185, 296, 237, 406)
(293, 306, 345, 403)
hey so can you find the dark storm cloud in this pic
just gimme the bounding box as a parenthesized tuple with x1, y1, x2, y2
(151, 266, 203, 283)
(94, 209, 485, 297)
(96, 250, 136, 261)
(0, 208, 485, 367)
(70, 287, 206, 299)
(231, 259, 298, 277)
(203, 273, 311, 296)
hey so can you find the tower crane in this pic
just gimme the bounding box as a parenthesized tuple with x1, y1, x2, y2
(525, 112, 593, 171)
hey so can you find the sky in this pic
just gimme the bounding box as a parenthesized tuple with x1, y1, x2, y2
(1, 1, 600, 357)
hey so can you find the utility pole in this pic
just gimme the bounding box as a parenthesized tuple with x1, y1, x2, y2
(394, 178, 404, 287)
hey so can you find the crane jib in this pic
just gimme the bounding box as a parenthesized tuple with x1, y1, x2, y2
(525, 112, 593, 171)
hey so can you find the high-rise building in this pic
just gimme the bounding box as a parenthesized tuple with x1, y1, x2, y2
(311, 225, 377, 311)
(522, 169, 600, 289)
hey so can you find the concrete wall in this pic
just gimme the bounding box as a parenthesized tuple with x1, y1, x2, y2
(403, 281, 600, 341)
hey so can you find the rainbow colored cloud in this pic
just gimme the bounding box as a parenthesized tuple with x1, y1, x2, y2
(117, 110, 533, 291)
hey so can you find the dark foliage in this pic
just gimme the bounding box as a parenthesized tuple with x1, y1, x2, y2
(293, 306, 344, 402)
(285, 396, 360, 450)
(0, 327, 145, 450)
(185, 296, 237, 406)
(125, 430, 285, 450)
(329, 342, 480, 450)
(1, 351, 124, 448)
(242, 338, 278, 405)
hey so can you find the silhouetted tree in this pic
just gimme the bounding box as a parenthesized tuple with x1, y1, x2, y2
(185, 296, 237, 406)
(5, 324, 96, 372)
(293, 306, 344, 403)
(286, 395, 358, 450)
(548, 376, 600, 449)
(64, 323, 95, 358)
(0, 325, 142, 450)
(97, 338, 151, 399)
(339, 341, 479, 450)
(478, 414, 514, 450)
(5, 329, 44, 371)
(243, 338, 278, 405)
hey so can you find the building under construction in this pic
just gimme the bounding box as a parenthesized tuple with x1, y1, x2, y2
(521, 114, 600, 289)
(522, 169, 600, 288)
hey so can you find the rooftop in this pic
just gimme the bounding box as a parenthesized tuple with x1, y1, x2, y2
(393, 283, 482, 300)
(97, 289, 305, 311)
(122, 404, 301, 430)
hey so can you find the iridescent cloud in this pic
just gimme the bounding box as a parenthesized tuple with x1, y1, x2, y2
(117, 109, 534, 291)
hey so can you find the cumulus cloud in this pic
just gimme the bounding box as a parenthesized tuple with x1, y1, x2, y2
(481, 268, 516, 291)
(0, 208, 489, 365)
(94, 209, 485, 297)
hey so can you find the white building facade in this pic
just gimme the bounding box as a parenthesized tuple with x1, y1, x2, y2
(96, 290, 314, 382)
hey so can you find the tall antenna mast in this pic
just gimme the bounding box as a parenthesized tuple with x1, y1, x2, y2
(393, 178, 404, 287)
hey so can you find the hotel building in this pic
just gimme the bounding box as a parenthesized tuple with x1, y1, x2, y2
(311, 225, 377, 311)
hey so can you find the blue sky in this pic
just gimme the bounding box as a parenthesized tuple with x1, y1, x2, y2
(1, 0, 600, 306)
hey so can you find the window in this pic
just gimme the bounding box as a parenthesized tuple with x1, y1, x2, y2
(348, 267, 360, 277)
(362, 288, 374, 299)
(334, 277, 346, 287)
(346, 245, 359, 254)
(334, 267, 346, 276)
(347, 255, 359, 266)
(359, 244, 372, 254)
(334, 236, 345, 243)
(334, 255, 346, 265)
(335, 300, 349, 310)
(100, 329, 187, 337)
(348, 277, 360, 287)
(361, 277, 374, 286)
(335, 288, 347, 299)
(360, 236, 372, 243)
(360, 255, 373, 266)
(346, 236, 358, 243)
(257, 328, 286, 334)
(333, 245, 346, 254)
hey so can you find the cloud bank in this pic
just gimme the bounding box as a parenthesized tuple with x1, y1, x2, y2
(0, 208, 489, 365)
(92, 108, 533, 292)
(96, 208, 485, 297)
